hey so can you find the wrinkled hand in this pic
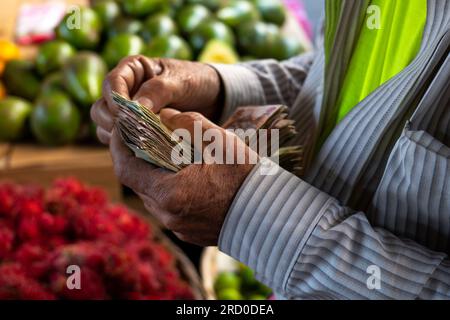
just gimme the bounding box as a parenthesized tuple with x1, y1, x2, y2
(91, 55, 222, 145)
(108, 109, 256, 246)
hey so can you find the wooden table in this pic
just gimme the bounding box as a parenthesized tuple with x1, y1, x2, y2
(0, 143, 122, 202)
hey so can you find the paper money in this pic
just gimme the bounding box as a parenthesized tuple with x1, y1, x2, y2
(113, 92, 192, 172)
(223, 105, 302, 175)
(114, 92, 303, 175)
(222, 105, 297, 148)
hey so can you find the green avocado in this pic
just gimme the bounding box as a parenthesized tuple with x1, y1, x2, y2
(56, 7, 102, 50)
(103, 34, 145, 69)
(237, 21, 281, 58)
(145, 35, 193, 60)
(92, 0, 121, 27)
(0, 97, 32, 142)
(156, 0, 185, 17)
(140, 14, 178, 43)
(251, 0, 286, 26)
(272, 35, 305, 60)
(2, 60, 40, 101)
(120, 0, 165, 17)
(176, 4, 212, 34)
(189, 20, 235, 53)
(107, 17, 143, 38)
(217, 1, 260, 27)
(30, 91, 80, 145)
(62, 52, 107, 108)
(36, 40, 76, 75)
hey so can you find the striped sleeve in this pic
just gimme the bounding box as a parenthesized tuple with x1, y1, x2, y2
(218, 160, 450, 300)
(211, 52, 314, 122)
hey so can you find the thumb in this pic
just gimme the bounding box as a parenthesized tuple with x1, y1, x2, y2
(109, 129, 168, 193)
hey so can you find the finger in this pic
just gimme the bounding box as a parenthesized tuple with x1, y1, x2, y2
(160, 108, 220, 136)
(132, 77, 175, 113)
(109, 129, 170, 194)
(96, 126, 111, 145)
(102, 55, 160, 115)
(161, 109, 256, 164)
(91, 98, 114, 132)
(159, 108, 181, 124)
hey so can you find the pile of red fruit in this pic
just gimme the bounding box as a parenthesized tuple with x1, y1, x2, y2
(0, 178, 194, 300)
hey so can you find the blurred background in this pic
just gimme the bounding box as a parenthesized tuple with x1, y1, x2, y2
(0, 0, 322, 300)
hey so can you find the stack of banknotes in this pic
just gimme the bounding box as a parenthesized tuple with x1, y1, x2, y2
(113, 92, 303, 175)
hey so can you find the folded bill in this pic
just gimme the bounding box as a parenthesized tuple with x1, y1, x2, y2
(113, 92, 192, 172)
(114, 91, 303, 175)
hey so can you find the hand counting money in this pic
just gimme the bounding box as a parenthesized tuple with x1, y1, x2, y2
(114, 91, 303, 175)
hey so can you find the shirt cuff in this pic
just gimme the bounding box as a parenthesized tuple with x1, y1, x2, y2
(209, 64, 266, 124)
(218, 159, 332, 292)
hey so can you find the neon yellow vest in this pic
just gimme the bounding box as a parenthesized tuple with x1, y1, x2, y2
(335, 0, 427, 124)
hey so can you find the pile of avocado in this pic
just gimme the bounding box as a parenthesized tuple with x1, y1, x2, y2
(0, 50, 105, 145)
(0, 0, 304, 146)
(214, 264, 272, 300)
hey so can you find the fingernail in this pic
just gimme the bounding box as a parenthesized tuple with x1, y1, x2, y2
(153, 61, 163, 75)
(160, 108, 180, 125)
(161, 108, 180, 117)
(136, 97, 154, 111)
(154, 64, 163, 75)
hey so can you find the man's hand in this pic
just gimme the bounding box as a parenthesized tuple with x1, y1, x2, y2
(91, 55, 222, 145)
(109, 109, 256, 246)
